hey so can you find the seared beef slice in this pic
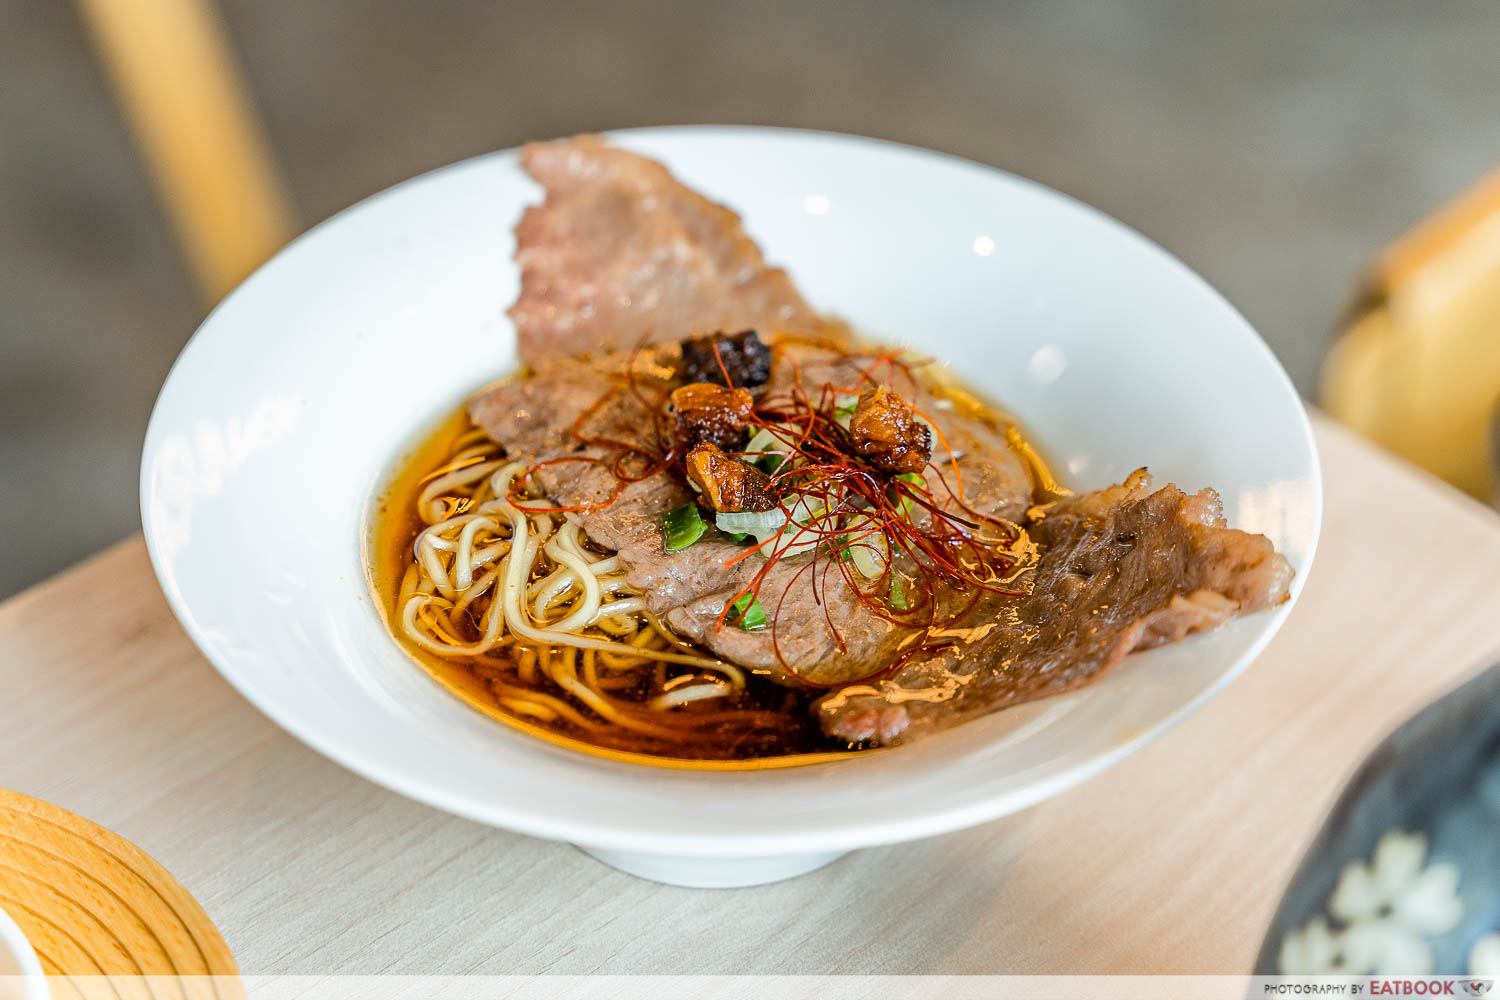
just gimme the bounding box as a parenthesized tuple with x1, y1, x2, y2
(510, 136, 826, 363)
(480, 135, 1292, 744)
(470, 346, 1036, 689)
(817, 471, 1293, 744)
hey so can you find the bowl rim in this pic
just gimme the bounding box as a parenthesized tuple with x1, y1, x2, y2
(140, 124, 1322, 857)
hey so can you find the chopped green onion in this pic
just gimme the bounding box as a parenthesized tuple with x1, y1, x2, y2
(728, 592, 767, 630)
(724, 531, 751, 543)
(893, 472, 926, 518)
(888, 578, 909, 611)
(842, 513, 887, 579)
(757, 453, 787, 475)
(662, 503, 708, 550)
(745, 425, 793, 474)
(832, 392, 861, 429)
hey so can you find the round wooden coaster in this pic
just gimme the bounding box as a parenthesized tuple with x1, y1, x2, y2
(0, 789, 239, 996)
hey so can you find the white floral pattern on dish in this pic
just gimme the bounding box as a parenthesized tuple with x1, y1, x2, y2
(1471, 932, 1500, 976)
(1279, 829, 1464, 975)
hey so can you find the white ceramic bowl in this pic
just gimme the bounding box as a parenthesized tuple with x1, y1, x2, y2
(141, 126, 1320, 887)
(0, 906, 46, 1000)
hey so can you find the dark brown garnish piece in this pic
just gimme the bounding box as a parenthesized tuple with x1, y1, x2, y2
(679, 329, 772, 390)
(669, 382, 755, 451)
(685, 443, 776, 513)
(848, 386, 932, 474)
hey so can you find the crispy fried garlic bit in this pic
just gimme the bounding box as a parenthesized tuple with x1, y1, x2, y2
(669, 382, 755, 451)
(849, 385, 932, 474)
(685, 443, 776, 513)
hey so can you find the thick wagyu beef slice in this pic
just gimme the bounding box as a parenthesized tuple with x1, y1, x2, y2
(469, 343, 1038, 689)
(468, 352, 748, 614)
(510, 136, 825, 362)
(816, 472, 1294, 745)
(479, 136, 1296, 746)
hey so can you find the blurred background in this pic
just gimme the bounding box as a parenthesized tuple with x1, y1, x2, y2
(5, 0, 1500, 598)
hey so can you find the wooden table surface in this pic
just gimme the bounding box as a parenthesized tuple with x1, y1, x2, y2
(3, 415, 1499, 976)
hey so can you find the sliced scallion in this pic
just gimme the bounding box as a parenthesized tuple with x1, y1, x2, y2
(893, 472, 926, 518)
(889, 578, 909, 611)
(745, 425, 793, 474)
(842, 513, 887, 579)
(662, 503, 708, 551)
(728, 592, 768, 630)
(833, 391, 861, 429)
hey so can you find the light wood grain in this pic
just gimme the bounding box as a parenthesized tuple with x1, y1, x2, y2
(0, 790, 239, 996)
(1, 415, 1498, 975)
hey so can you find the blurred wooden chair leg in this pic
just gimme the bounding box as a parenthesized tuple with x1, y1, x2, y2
(75, 0, 295, 304)
(1322, 168, 1500, 503)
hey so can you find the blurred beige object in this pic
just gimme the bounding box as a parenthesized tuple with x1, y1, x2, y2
(1323, 168, 1500, 501)
(0, 789, 241, 996)
(75, 0, 294, 303)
